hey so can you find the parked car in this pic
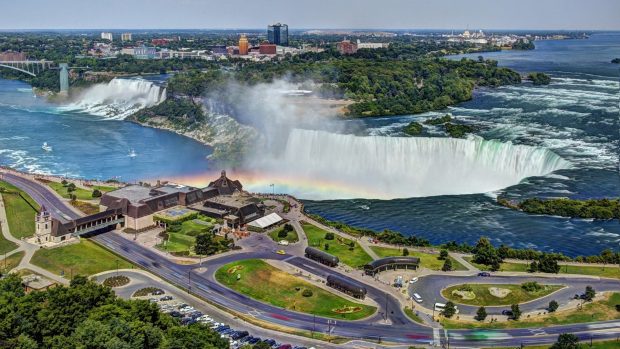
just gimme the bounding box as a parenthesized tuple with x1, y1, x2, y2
(278, 345, 292, 349)
(160, 295, 173, 301)
(152, 289, 164, 295)
(231, 331, 249, 340)
(409, 277, 419, 284)
(478, 272, 491, 277)
(502, 310, 513, 316)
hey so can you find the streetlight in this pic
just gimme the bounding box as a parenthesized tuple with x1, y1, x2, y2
(115, 259, 119, 277)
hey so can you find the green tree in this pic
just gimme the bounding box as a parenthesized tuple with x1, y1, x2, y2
(252, 341, 272, 349)
(511, 304, 522, 320)
(324, 232, 335, 240)
(442, 301, 457, 318)
(195, 233, 219, 255)
(402, 248, 409, 256)
(277, 229, 288, 239)
(324, 243, 330, 251)
(92, 189, 102, 198)
(442, 258, 453, 272)
(548, 300, 559, 312)
(537, 253, 561, 273)
(584, 286, 596, 302)
(439, 250, 449, 260)
(473, 237, 503, 271)
(550, 333, 580, 349)
(475, 306, 487, 321)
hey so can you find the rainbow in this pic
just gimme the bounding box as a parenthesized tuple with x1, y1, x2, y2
(157, 170, 390, 200)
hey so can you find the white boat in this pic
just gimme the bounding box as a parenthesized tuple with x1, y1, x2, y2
(42, 142, 52, 152)
(128, 149, 137, 158)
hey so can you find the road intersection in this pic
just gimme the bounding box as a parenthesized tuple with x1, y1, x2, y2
(2, 171, 620, 348)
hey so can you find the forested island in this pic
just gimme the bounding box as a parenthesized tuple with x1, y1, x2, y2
(528, 72, 551, 85)
(498, 197, 620, 220)
(612, 58, 620, 64)
(403, 115, 475, 137)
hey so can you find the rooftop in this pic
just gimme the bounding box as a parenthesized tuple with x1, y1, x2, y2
(104, 184, 199, 204)
(206, 193, 258, 209)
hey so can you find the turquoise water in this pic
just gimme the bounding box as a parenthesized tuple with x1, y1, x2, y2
(0, 79, 212, 182)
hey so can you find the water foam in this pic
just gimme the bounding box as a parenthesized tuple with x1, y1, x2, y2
(255, 129, 571, 199)
(59, 78, 166, 120)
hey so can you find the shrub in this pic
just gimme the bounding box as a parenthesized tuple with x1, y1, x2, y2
(277, 229, 289, 238)
(103, 275, 130, 288)
(402, 248, 409, 256)
(324, 243, 330, 251)
(442, 259, 453, 272)
(548, 300, 559, 312)
(325, 232, 335, 240)
(475, 306, 487, 321)
(439, 249, 449, 260)
(92, 189, 102, 198)
(521, 281, 543, 293)
(301, 289, 313, 297)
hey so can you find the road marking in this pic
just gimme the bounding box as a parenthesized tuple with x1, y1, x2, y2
(433, 328, 440, 346)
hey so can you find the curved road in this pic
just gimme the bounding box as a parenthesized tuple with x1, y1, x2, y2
(4, 171, 620, 347)
(412, 274, 620, 315)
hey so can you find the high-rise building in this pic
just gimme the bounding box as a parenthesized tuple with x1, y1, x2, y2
(238, 34, 249, 55)
(267, 23, 288, 46)
(101, 32, 113, 41)
(121, 33, 132, 41)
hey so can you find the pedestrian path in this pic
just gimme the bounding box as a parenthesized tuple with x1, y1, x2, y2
(0, 192, 68, 285)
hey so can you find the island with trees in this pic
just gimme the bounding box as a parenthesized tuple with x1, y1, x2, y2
(498, 197, 620, 220)
(612, 58, 620, 64)
(528, 72, 552, 85)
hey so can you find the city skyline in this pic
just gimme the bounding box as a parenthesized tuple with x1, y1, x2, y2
(1, 0, 619, 31)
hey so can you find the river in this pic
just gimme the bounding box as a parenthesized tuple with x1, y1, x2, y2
(1, 33, 619, 256)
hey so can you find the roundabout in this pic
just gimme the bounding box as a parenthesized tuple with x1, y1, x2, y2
(441, 282, 565, 307)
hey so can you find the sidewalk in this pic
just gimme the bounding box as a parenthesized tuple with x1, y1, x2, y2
(0, 192, 68, 285)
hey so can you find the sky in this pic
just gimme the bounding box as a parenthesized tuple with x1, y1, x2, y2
(1, 0, 619, 31)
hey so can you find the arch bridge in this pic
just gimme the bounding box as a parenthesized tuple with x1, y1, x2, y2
(0, 60, 54, 76)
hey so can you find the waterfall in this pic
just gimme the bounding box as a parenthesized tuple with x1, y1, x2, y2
(60, 78, 166, 120)
(257, 129, 571, 199)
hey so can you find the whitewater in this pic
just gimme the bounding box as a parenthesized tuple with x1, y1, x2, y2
(58, 78, 166, 120)
(251, 129, 571, 199)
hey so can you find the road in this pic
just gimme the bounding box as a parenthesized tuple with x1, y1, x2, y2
(412, 274, 620, 315)
(4, 171, 620, 347)
(0, 172, 81, 222)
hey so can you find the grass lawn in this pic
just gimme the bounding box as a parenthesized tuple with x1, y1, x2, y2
(441, 283, 564, 306)
(90, 185, 116, 193)
(70, 200, 100, 215)
(46, 181, 94, 200)
(215, 259, 376, 320)
(156, 218, 217, 254)
(303, 223, 372, 268)
(464, 257, 530, 272)
(31, 239, 133, 276)
(489, 340, 620, 349)
(464, 257, 620, 278)
(0, 181, 39, 239)
(0, 251, 25, 272)
(0, 232, 18, 255)
(268, 226, 299, 243)
(371, 246, 467, 271)
(404, 306, 425, 323)
(443, 292, 620, 329)
(559, 264, 620, 279)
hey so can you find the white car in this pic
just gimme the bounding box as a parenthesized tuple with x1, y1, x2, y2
(412, 293, 423, 303)
(409, 277, 419, 284)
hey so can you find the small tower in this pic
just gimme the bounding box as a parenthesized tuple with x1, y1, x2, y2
(35, 205, 52, 244)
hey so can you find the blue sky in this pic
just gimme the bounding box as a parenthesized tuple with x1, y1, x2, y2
(1, 0, 619, 30)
